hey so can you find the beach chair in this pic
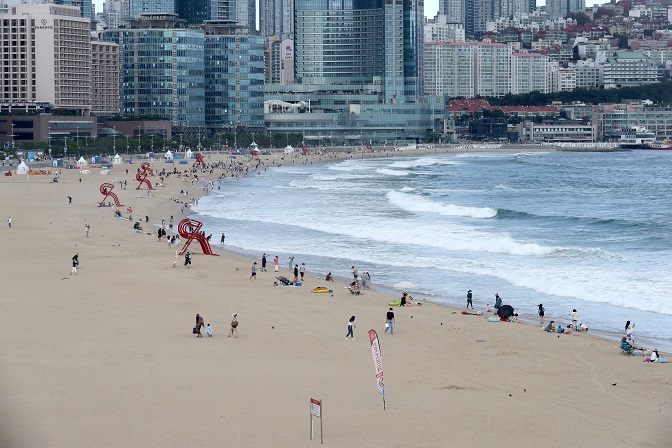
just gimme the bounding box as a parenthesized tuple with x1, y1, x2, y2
(620, 342, 634, 355)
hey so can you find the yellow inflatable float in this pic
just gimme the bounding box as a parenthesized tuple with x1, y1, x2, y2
(311, 287, 333, 294)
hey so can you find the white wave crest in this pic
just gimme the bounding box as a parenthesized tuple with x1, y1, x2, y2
(389, 157, 457, 169)
(387, 190, 497, 219)
(376, 168, 409, 176)
(400, 186, 415, 192)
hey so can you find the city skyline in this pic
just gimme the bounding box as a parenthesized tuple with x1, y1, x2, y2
(91, 0, 601, 20)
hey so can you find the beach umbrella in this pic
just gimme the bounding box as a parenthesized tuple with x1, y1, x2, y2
(497, 305, 514, 319)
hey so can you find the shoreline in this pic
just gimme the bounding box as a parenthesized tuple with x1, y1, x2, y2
(192, 149, 671, 353)
(1, 148, 670, 448)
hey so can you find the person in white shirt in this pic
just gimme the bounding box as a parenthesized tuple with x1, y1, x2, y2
(570, 309, 579, 334)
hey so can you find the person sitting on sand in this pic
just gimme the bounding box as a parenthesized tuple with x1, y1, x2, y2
(325, 272, 334, 282)
(133, 222, 143, 230)
(544, 321, 556, 332)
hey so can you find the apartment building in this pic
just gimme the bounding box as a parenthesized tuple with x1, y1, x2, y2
(600, 51, 659, 89)
(424, 42, 474, 97)
(90, 40, 120, 115)
(473, 42, 511, 97)
(511, 51, 549, 94)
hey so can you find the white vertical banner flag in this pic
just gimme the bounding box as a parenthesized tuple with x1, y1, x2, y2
(368, 329, 386, 409)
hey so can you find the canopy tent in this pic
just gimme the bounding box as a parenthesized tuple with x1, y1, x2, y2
(283, 145, 294, 154)
(185, 149, 193, 159)
(76, 156, 87, 167)
(496, 305, 515, 319)
(164, 150, 174, 161)
(16, 161, 30, 175)
(112, 154, 122, 165)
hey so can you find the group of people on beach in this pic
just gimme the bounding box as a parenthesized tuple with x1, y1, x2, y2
(194, 312, 238, 338)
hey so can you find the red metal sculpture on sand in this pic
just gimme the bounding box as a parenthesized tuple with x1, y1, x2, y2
(135, 163, 155, 190)
(177, 218, 219, 256)
(99, 182, 123, 207)
(194, 153, 205, 166)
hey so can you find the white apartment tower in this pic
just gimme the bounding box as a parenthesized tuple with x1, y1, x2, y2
(473, 42, 511, 97)
(1, 4, 91, 111)
(424, 14, 465, 42)
(424, 42, 474, 97)
(511, 51, 549, 94)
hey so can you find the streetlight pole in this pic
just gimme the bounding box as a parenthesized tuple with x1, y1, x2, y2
(113, 126, 117, 154)
(126, 135, 129, 155)
(137, 126, 141, 153)
(10, 122, 15, 150)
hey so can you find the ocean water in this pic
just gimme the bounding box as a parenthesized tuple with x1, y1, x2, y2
(192, 150, 672, 351)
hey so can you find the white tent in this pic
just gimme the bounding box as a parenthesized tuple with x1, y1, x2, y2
(16, 161, 30, 175)
(185, 149, 193, 159)
(283, 145, 294, 154)
(112, 154, 122, 165)
(76, 156, 87, 167)
(165, 150, 174, 161)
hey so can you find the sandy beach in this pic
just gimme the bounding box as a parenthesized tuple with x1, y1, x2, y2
(1, 149, 670, 448)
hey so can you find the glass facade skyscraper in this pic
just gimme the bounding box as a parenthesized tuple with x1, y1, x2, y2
(102, 21, 205, 128)
(295, 0, 384, 86)
(202, 22, 265, 129)
(294, 0, 422, 102)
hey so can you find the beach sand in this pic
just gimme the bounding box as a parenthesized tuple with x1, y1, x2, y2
(0, 151, 670, 448)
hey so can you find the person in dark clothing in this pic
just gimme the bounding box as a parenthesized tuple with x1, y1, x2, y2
(261, 253, 267, 271)
(293, 264, 299, 284)
(385, 308, 395, 334)
(467, 290, 473, 309)
(184, 251, 192, 268)
(400, 292, 408, 307)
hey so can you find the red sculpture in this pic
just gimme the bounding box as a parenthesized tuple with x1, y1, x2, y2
(194, 153, 205, 166)
(99, 182, 123, 207)
(135, 163, 155, 190)
(177, 218, 219, 256)
(141, 161, 154, 176)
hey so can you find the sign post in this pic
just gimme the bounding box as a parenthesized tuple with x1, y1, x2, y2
(310, 398, 323, 444)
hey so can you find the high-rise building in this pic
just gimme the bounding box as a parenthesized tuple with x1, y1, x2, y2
(91, 40, 120, 115)
(260, 0, 293, 37)
(129, 0, 174, 18)
(175, 0, 210, 24)
(294, 0, 384, 86)
(511, 51, 549, 94)
(209, 0, 255, 31)
(440, 0, 465, 25)
(102, 15, 205, 128)
(294, 0, 422, 102)
(54, 0, 94, 20)
(200, 21, 265, 130)
(424, 42, 474, 97)
(0, 4, 92, 112)
(546, 0, 584, 19)
(473, 42, 511, 97)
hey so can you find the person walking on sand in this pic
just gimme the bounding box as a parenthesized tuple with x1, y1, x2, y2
(299, 263, 306, 280)
(68, 196, 72, 204)
(467, 290, 473, 309)
(288, 256, 294, 271)
(195, 313, 204, 338)
(538, 304, 545, 323)
(494, 293, 502, 310)
(70, 253, 79, 275)
(261, 253, 267, 271)
(385, 308, 395, 334)
(229, 314, 239, 338)
(184, 251, 192, 268)
(274, 256, 279, 272)
(570, 309, 579, 333)
(205, 323, 213, 337)
(293, 264, 299, 284)
(220, 233, 225, 246)
(249, 262, 257, 281)
(346, 316, 356, 340)
(7, 216, 11, 228)
(85, 224, 90, 238)
(351, 266, 358, 280)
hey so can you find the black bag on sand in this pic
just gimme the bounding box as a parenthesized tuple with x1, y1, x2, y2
(193, 326, 199, 334)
